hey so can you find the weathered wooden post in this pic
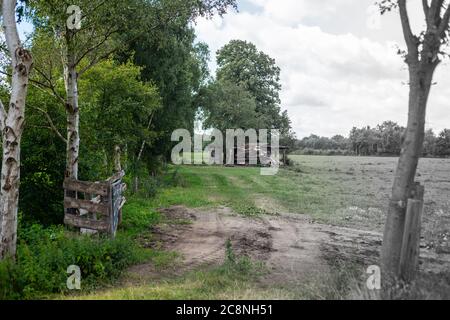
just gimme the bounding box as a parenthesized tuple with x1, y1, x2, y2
(109, 171, 126, 237)
(63, 171, 126, 238)
(399, 183, 424, 282)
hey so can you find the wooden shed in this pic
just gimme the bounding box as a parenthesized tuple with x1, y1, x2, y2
(231, 143, 289, 166)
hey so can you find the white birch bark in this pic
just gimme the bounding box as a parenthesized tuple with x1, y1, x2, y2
(63, 40, 80, 180)
(0, 0, 33, 259)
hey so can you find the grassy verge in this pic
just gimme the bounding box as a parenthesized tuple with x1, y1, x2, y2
(65, 240, 288, 300)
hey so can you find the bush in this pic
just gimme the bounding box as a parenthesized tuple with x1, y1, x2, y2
(137, 175, 159, 198)
(0, 224, 141, 299)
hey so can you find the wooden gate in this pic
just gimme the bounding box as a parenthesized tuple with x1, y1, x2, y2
(63, 171, 126, 237)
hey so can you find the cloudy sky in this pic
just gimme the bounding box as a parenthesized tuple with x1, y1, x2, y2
(195, 0, 450, 138)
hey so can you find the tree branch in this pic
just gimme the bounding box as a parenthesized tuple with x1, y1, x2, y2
(1, 68, 63, 104)
(74, 25, 120, 68)
(30, 81, 66, 106)
(77, 45, 120, 76)
(422, 0, 430, 23)
(81, 0, 108, 21)
(137, 112, 155, 161)
(438, 3, 450, 37)
(399, 0, 419, 63)
(429, 0, 445, 23)
(31, 106, 67, 143)
(2, 0, 21, 63)
(77, 5, 190, 76)
(31, 67, 66, 105)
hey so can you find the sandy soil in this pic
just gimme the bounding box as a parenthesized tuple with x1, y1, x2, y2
(128, 206, 450, 287)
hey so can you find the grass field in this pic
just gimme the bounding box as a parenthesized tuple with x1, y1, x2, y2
(65, 155, 450, 299)
(289, 155, 450, 248)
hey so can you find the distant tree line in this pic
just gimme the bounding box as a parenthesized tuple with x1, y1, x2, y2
(293, 121, 450, 157)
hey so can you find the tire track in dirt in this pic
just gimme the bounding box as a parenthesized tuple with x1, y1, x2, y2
(169, 207, 273, 272)
(128, 206, 450, 287)
(258, 214, 330, 285)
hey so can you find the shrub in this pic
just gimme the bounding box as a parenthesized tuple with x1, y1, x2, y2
(0, 224, 141, 299)
(136, 175, 159, 198)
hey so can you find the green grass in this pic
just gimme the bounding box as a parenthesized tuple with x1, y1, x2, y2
(63, 241, 293, 300)
(120, 162, 387, 230)
(67, 264, 292, 300)
(68, 163, 359, 300)
(142, 165, 340, 222)
(66, 251, 362, 301)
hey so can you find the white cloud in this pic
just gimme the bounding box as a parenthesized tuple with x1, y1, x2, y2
(195, 0, 450, 138)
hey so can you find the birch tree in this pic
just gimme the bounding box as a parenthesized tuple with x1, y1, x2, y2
(28, 0, 142, 180)
(379, 0, 450, 279)
(0, 0, 33, 259)
(28, 0, 236, 181)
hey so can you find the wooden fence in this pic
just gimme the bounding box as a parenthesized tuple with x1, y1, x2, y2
(63, 171, 126, 237)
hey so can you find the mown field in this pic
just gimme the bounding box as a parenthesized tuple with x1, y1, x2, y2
(289, 155, 450, 250)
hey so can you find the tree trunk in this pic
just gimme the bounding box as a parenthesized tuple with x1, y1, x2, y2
(0, 0, 33, 259)
(381, 64, 436, 279)
(64, 59, 80, 180)
(114, 145, 122, 172)
(133, 112, 155, 193)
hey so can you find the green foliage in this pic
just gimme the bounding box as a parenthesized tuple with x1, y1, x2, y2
(0, 224, 141, 299)
(125, 26, 208, 160)
(113, 1, 237, 163)
(70, 246, 270, 300)
(20, 85, 66, 225)
(199, 79, 264, 132)
(217, 40, 281, 111)
(0, 258, 22, 300)
(20, 172, 63, 225)
(27, 0, 144, 64)
(79, 59, 161, 178)
(17, 57, 161, 224)
(213, 40, 292, 134)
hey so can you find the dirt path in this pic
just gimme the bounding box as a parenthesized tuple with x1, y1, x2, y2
(128, 206, 450, 287)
